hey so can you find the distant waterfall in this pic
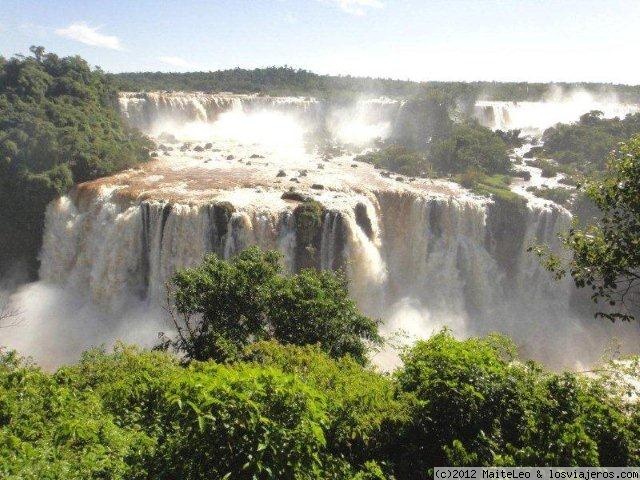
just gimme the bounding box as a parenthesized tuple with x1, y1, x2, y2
(473, 100, 640, 134)
(118, 92, 404, 139)
(118, 92, 322, 132)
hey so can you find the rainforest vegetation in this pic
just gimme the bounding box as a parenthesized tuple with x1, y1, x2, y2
(1, 253, 639, 478)
(0, 47, 151, 279)
(538, 110, 640, 174)
(2, 48, 640, 477)
(111, 67, 640, 103)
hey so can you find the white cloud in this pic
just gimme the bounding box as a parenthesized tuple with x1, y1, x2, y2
(322, 0, 383, 15)
(159, 56, 192, 69)
(55, 22, 122, 50)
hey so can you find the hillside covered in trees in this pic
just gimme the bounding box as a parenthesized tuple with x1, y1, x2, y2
(0, 47, 151, 279)
(111, 67, 640, 103)
(539, 110, 640, 174)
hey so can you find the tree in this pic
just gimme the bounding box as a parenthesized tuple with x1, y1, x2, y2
(0, 294, 21, 330)
(429, 121, 511, 175)
(532, 135, 640, 321)
(165, 246, 381, 364)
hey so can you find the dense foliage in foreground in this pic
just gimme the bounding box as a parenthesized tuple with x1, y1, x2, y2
(1, 334, 638, 479)
(0, 47, 151, 278)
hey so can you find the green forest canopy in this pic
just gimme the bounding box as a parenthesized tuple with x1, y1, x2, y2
(1, 333, 638, 479)
(111, 67, 640, 103)
(540, 110, 640, 173)
(0, 47, 151, 278)
(5, 244, 635, 478)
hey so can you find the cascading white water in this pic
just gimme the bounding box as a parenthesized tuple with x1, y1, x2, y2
(118, 92, 321, 132)
(37, 180, 638, 368)
(118, 91, 404, 146)
(9, 90, 639, 368)
(474, 96, 640, 135)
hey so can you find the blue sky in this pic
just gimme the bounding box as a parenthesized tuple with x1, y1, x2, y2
(1, 0, 640, 83)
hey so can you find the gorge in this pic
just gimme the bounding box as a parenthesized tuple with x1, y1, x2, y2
(4, 90, 640, 368)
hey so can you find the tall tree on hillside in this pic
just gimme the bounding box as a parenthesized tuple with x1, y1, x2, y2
(532, 135, 640, 321)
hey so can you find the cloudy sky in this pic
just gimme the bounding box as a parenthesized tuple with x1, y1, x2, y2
(1, 0, 640, 83)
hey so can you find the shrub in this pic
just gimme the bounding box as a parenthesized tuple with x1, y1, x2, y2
(526, 186, 573, 206)
(243, 341, 410, 470)
(394, 330, 640, 475)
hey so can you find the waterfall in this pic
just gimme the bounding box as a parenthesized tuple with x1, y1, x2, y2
(118, 92, 321, 132)
(474, 99, 640, 135)
(25, 91, 640, 368)
(118, 92, 404, 145)
(38, 181, 636, 367)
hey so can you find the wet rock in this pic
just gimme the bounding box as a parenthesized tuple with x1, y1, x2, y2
(354, 203, 374, 239)
(514, 169, 532, 181)
(317, 164, 324, 169)
(293, 200, 326, 271)
(193, 145, 204, 152)
(226, 155, 235, 160)
(276, 170, 287, 177)
(290, 178, 299, 183)
(299, 170, 308, 177)
(158, 132, 179, 144)
(250, 153, 264, 158)
(204, 142, 213, 149)
(351, 164, 358, 168)
(281, 191, 312, 202)
(311, 183, 324, 190)
(208, 202, 235, 257)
